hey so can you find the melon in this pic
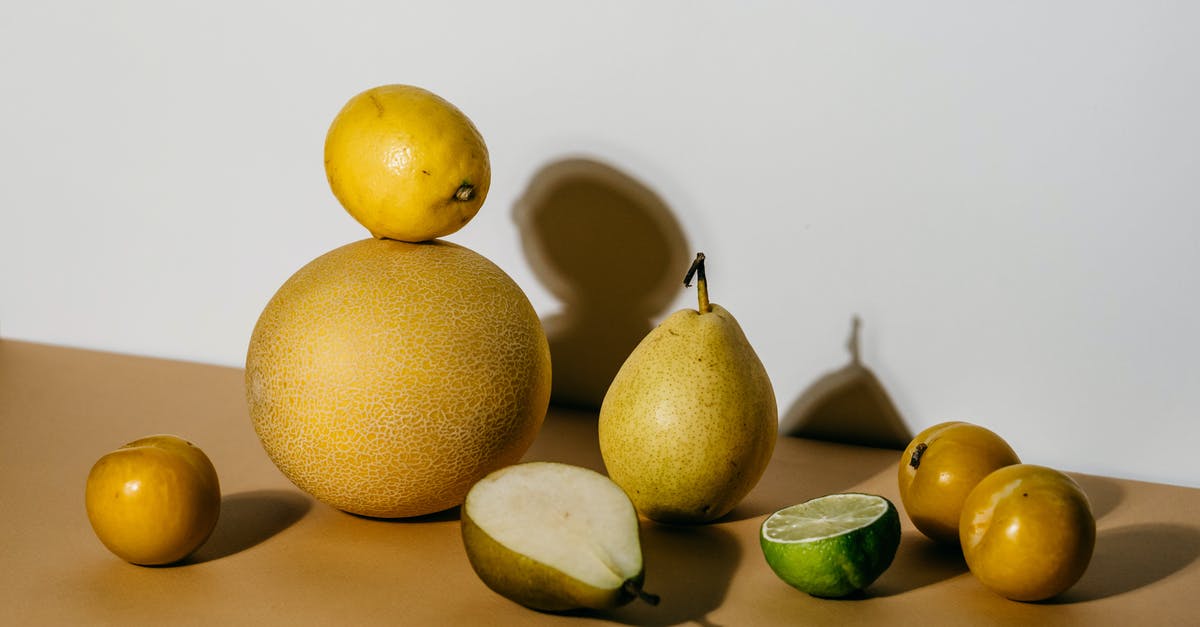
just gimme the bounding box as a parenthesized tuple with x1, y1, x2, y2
(245, 238, 551, 518)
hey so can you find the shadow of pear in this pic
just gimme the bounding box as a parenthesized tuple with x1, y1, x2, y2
(513, 157, 689, 410)
(781, 317, 912, 450)
(1047, 523, 1200, 603)
(604, 523, 741, 627)
(187, 489, 311, 563)
(721, 437, 901, 522)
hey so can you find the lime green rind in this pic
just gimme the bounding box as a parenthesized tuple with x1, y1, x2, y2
(760, 494, 902, 598)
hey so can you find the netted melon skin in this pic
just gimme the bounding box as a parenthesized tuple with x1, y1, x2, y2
(245, 238, 551, 518)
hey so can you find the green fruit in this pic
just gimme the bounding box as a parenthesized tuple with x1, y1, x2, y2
(760, 493, 901, 598)
(599, 253, 777, 524)
(460, 462, 658, 612)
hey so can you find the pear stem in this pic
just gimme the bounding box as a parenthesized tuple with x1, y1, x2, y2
(848, 316, 862, 364)
(684, 252, 711, 313)
(623, 580, 661, 606)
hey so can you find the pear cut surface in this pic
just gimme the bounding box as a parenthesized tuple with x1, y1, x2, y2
(464, 462, 642, 588)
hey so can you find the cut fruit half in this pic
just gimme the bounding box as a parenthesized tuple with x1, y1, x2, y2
(461, 462, 656, 612)
(760, 493, 901, 598)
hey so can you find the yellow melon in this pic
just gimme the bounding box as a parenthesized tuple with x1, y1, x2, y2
(245, 238, 551, 518)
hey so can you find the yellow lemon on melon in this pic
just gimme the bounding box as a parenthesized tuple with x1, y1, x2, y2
(245, 238, 551, 518)
(324, 84, 490, 242)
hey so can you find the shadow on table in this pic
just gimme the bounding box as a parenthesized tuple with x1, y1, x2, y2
(719, 438, 901, 523)
(521, 405, 608, 473)
(573, 523, 741, 627)
(188, 489, 311, 563)
(868, 533, 968, 597)
(1047, 523, 1200, 604)
(348, 505, 463, 524)
(1071, 473, 1125, 521)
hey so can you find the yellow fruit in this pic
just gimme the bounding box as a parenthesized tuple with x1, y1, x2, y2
(461, 462, 655, 612)
(960, 464, 1095, 601)
(897, 421, 1020, 544)
(599, 254, 777, 524)
(324, 84, 490, 242)
(245, 238, 551, 518)
(84, 435, 221, 565)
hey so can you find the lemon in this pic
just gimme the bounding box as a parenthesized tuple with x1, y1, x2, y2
(324, 84, 490, 242)
(760, 493, 901, 598)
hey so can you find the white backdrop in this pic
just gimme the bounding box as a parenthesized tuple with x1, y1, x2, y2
(3, 2, 1197, 487)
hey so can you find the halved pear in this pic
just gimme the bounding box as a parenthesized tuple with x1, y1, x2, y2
(461, 461, 656, 612)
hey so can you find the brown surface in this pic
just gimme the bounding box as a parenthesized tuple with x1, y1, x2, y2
(2, 338, 1198, 625)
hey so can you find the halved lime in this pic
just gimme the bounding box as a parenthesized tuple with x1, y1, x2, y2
(760, 493, 901, 598)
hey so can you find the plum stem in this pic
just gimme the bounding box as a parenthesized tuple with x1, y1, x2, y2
(909, 442, 928, 469)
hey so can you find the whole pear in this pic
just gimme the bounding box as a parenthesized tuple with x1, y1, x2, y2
(599, 253, 777, 524)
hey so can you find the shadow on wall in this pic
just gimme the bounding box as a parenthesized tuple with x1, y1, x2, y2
(513, 157, 689, 410)
(780, 317, 912, 450)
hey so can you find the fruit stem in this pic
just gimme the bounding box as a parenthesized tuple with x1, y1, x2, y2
(909, 442, 927, 469)
(683, 253, 711, 313)
(454, 183, 475, 202)
(623, 580, 660, 606)
(848, 316, 862, 364)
